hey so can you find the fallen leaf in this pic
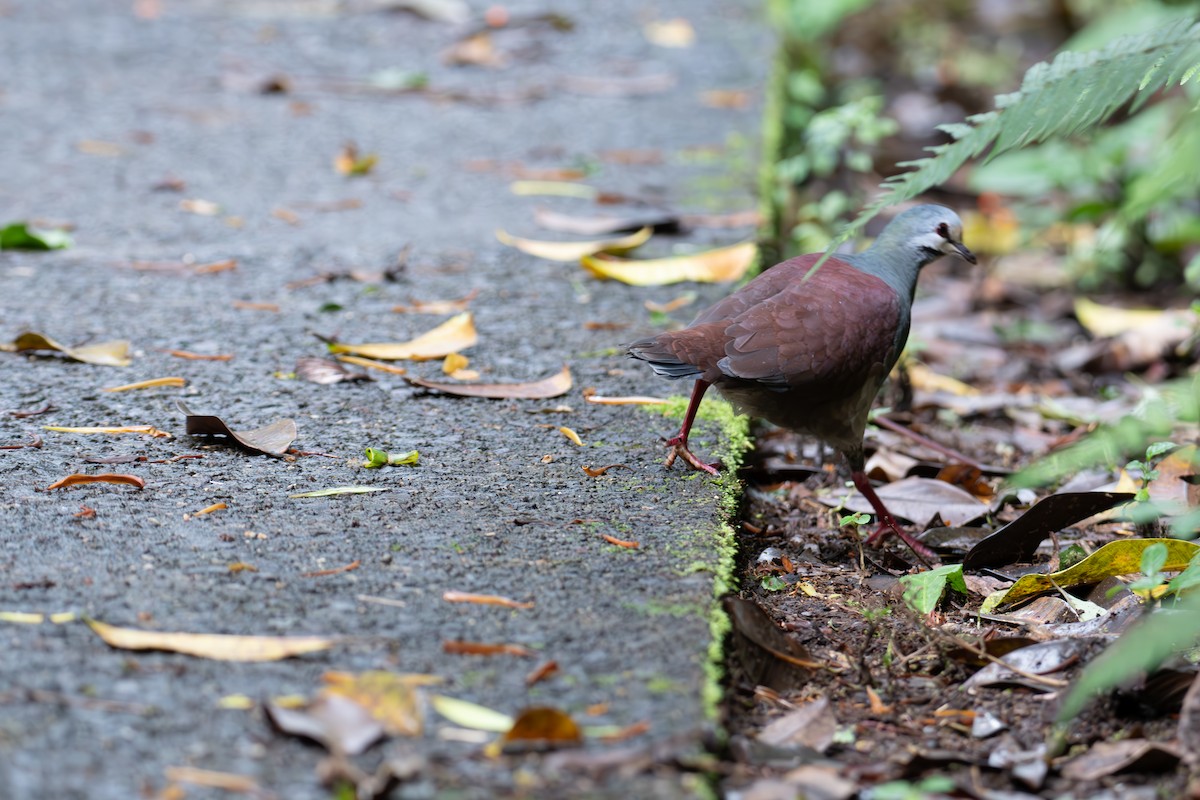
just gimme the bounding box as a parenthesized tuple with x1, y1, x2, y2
(582, 464, 632, 476)
(335, 355, 408, 375)
(301, 560, 361, 578)
(13, 332, 131, 366)
(290, 486, 390, 498)
(227, 562, 257, 574)
(159, 348, 234, 361)
(509, 180, 599, 199)
(77, 139, 123, 157)
(431, 694, 514, 732)
(532, 207, 680, 237)
(442, 591, 533, 609)
(963, 492, 1135, 569)
(179, 198, 220, 216)
(581, 241, 756, 285)
(322, 670, 439, 737)
(700, 89, 751, 109)
(643, 18, 695, 47)
(442, 353, 470, 374)
(192, 502, 227, 516)
(495, 226, 651, 262)
(392, 289, 478, 314)
(0, 222, 72, 250)
(407, 364, 572, 399)
(497, 707, 582, 753)
(327, 312, 477, 361)
(601, 534, 639, 549)
(584, 395, 668, 405)
(334, 142, 378, 176)
(442, 641, 536, 657)
(177, 400, 297, 457)
(526, 660, 560, 686)
(1074, 297, 1195, 338)
(296, 357, 372, 385)
(557, 426, 584, 446)
(44, 425, 171, 438)
(644, 293, 697, 314)
(266, 694, 384, 756)
(387, 0, 470, 24)
(982, 538, 1200, 612)
(829, 476, 988, 528)
(231, 300, 277, 311)
(0, 611, 46, 624)
(162, 767, 267, 795)
(1061, 739, 1182, 781)
(103, 377, 187, 392)
(85, 618, 333, 661)
(194, 258, 237, 275)
(46, 473, 146, 491)
(362, 448, 419, 468)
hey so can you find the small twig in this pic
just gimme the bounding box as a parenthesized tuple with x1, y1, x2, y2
(873, 415, 987, 471)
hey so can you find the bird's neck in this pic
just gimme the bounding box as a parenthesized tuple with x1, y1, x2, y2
(841, 241, 932, 306)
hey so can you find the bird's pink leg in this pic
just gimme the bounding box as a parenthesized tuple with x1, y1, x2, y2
(662, 379, 719, 475)
(852, 471, 937, 563)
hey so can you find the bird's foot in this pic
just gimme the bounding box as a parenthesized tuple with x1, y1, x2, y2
(662, 435, 719, 475)
(864, 518, 938, 564)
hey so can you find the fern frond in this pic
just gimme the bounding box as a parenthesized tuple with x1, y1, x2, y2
(830, 17, 1200, 251)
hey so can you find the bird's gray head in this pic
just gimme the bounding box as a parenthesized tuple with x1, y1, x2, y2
(873, 204, 977, 267)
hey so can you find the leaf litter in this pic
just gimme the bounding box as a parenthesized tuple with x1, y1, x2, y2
(326, 312, 477, 360)
(176, 400, 297, 456)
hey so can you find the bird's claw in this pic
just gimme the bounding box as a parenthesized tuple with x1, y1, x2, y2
(662, 437, 719, 475)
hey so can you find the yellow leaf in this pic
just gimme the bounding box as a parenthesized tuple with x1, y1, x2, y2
(510, 181, 598, 199)
(45, 424, 171, 438)
(431, 694, 514, 732)
(643, 18, 695, 48)
(103, 376, 187, 392)
(557, 426, 584, 446)
(85, 618, 334, 661)
(335, 355, 408, 375)
(1074, 297, 1197, 338)
(321, 671, 441, 737)
(982, 538, 1200, 612)
(217, 694, 255, 710)
(496, 226, 651, 261)
(328, 312, 477, 361)
(904, 363, 979, 396)
(13, 332, 132, 366)
(581, 241, 756, 285)
(0, 611, 45, 624)
(442, 353, 470, 374)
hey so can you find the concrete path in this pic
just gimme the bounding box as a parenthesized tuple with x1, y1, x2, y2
(0, 2, 768, 797)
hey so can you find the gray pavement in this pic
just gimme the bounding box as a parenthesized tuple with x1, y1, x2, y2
(0, 1, 768, 798)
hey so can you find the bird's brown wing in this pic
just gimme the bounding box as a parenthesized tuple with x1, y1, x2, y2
(716, 262, 902, 396)
(689, 254, 822, 326)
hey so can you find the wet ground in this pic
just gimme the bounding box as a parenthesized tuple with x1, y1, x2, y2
(0, 2, 768, 797)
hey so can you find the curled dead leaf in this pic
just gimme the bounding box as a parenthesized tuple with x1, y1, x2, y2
(442, 591, 533, 610)
(581, 241, 755, 285)
(46, 473, 145, 491)
(601, 534, 639, 549)
(407, 364, 572, 400)
(443, 640, 536, 657)
(177, 400, 297, 457)
(296, 357, 372, 385)
(581, 464, 632, 477)
(496, 707, 582, 754)
(103, 377, 187, 392)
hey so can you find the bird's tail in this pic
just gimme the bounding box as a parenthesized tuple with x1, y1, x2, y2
(626, 337, 703, 379)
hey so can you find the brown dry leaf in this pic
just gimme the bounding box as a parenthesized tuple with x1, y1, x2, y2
(177, 400, 297, 457)
(334, 142, 378, 176)
(601, 534, 639, 549)
(496, 707, 582, 754)
(321, 670, 441, 737)
(296, 357, 372, 385)
(160, 348, 234, 361)
(582, 464, 632, 477)
(85, 618, 333, 661)
(194, 258, 237, 275)
(77, 139, 123, 157)
(442, 32, 507, 68)
(407, 364, 572, 400)
(700, 89, 751, 109)
(582, 241, 756, 285)
(266, 694, 384, 756)
(443, 591, 534, 610)
(13, 332, 132, 367)
(495, 226, 651, 262)
(328, 312, 477, 361)
(103, 377, 187, 392)
(830, 476, 989, 528)
(301, 560, 361, 578)
(599, 149, 663, 165)
(392, 289, 478, 314)
(584, 395, 667, 406)
(46, 473, 146, 491)
(227, 562, 257, 574)
(443, 640, 536, 657)
(232, 301, 278, 312)
(44, 425, 171, 438)
(526, 660, 560, 686)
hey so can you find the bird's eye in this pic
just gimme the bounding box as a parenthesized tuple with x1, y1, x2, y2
(936, 222, 950, 239)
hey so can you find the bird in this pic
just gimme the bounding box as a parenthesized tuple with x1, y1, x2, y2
(627, 204, 976, 560)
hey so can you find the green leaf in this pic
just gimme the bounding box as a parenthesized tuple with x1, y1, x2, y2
(361, 448, 419, 468)
(0, 222, 73, 250)
(899, 564, 967, 616)
(760, 575, 786, 593)
(1140, 541, 1169, 578)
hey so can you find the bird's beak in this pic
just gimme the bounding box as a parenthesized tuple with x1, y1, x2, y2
(952, 240, 977, 265)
